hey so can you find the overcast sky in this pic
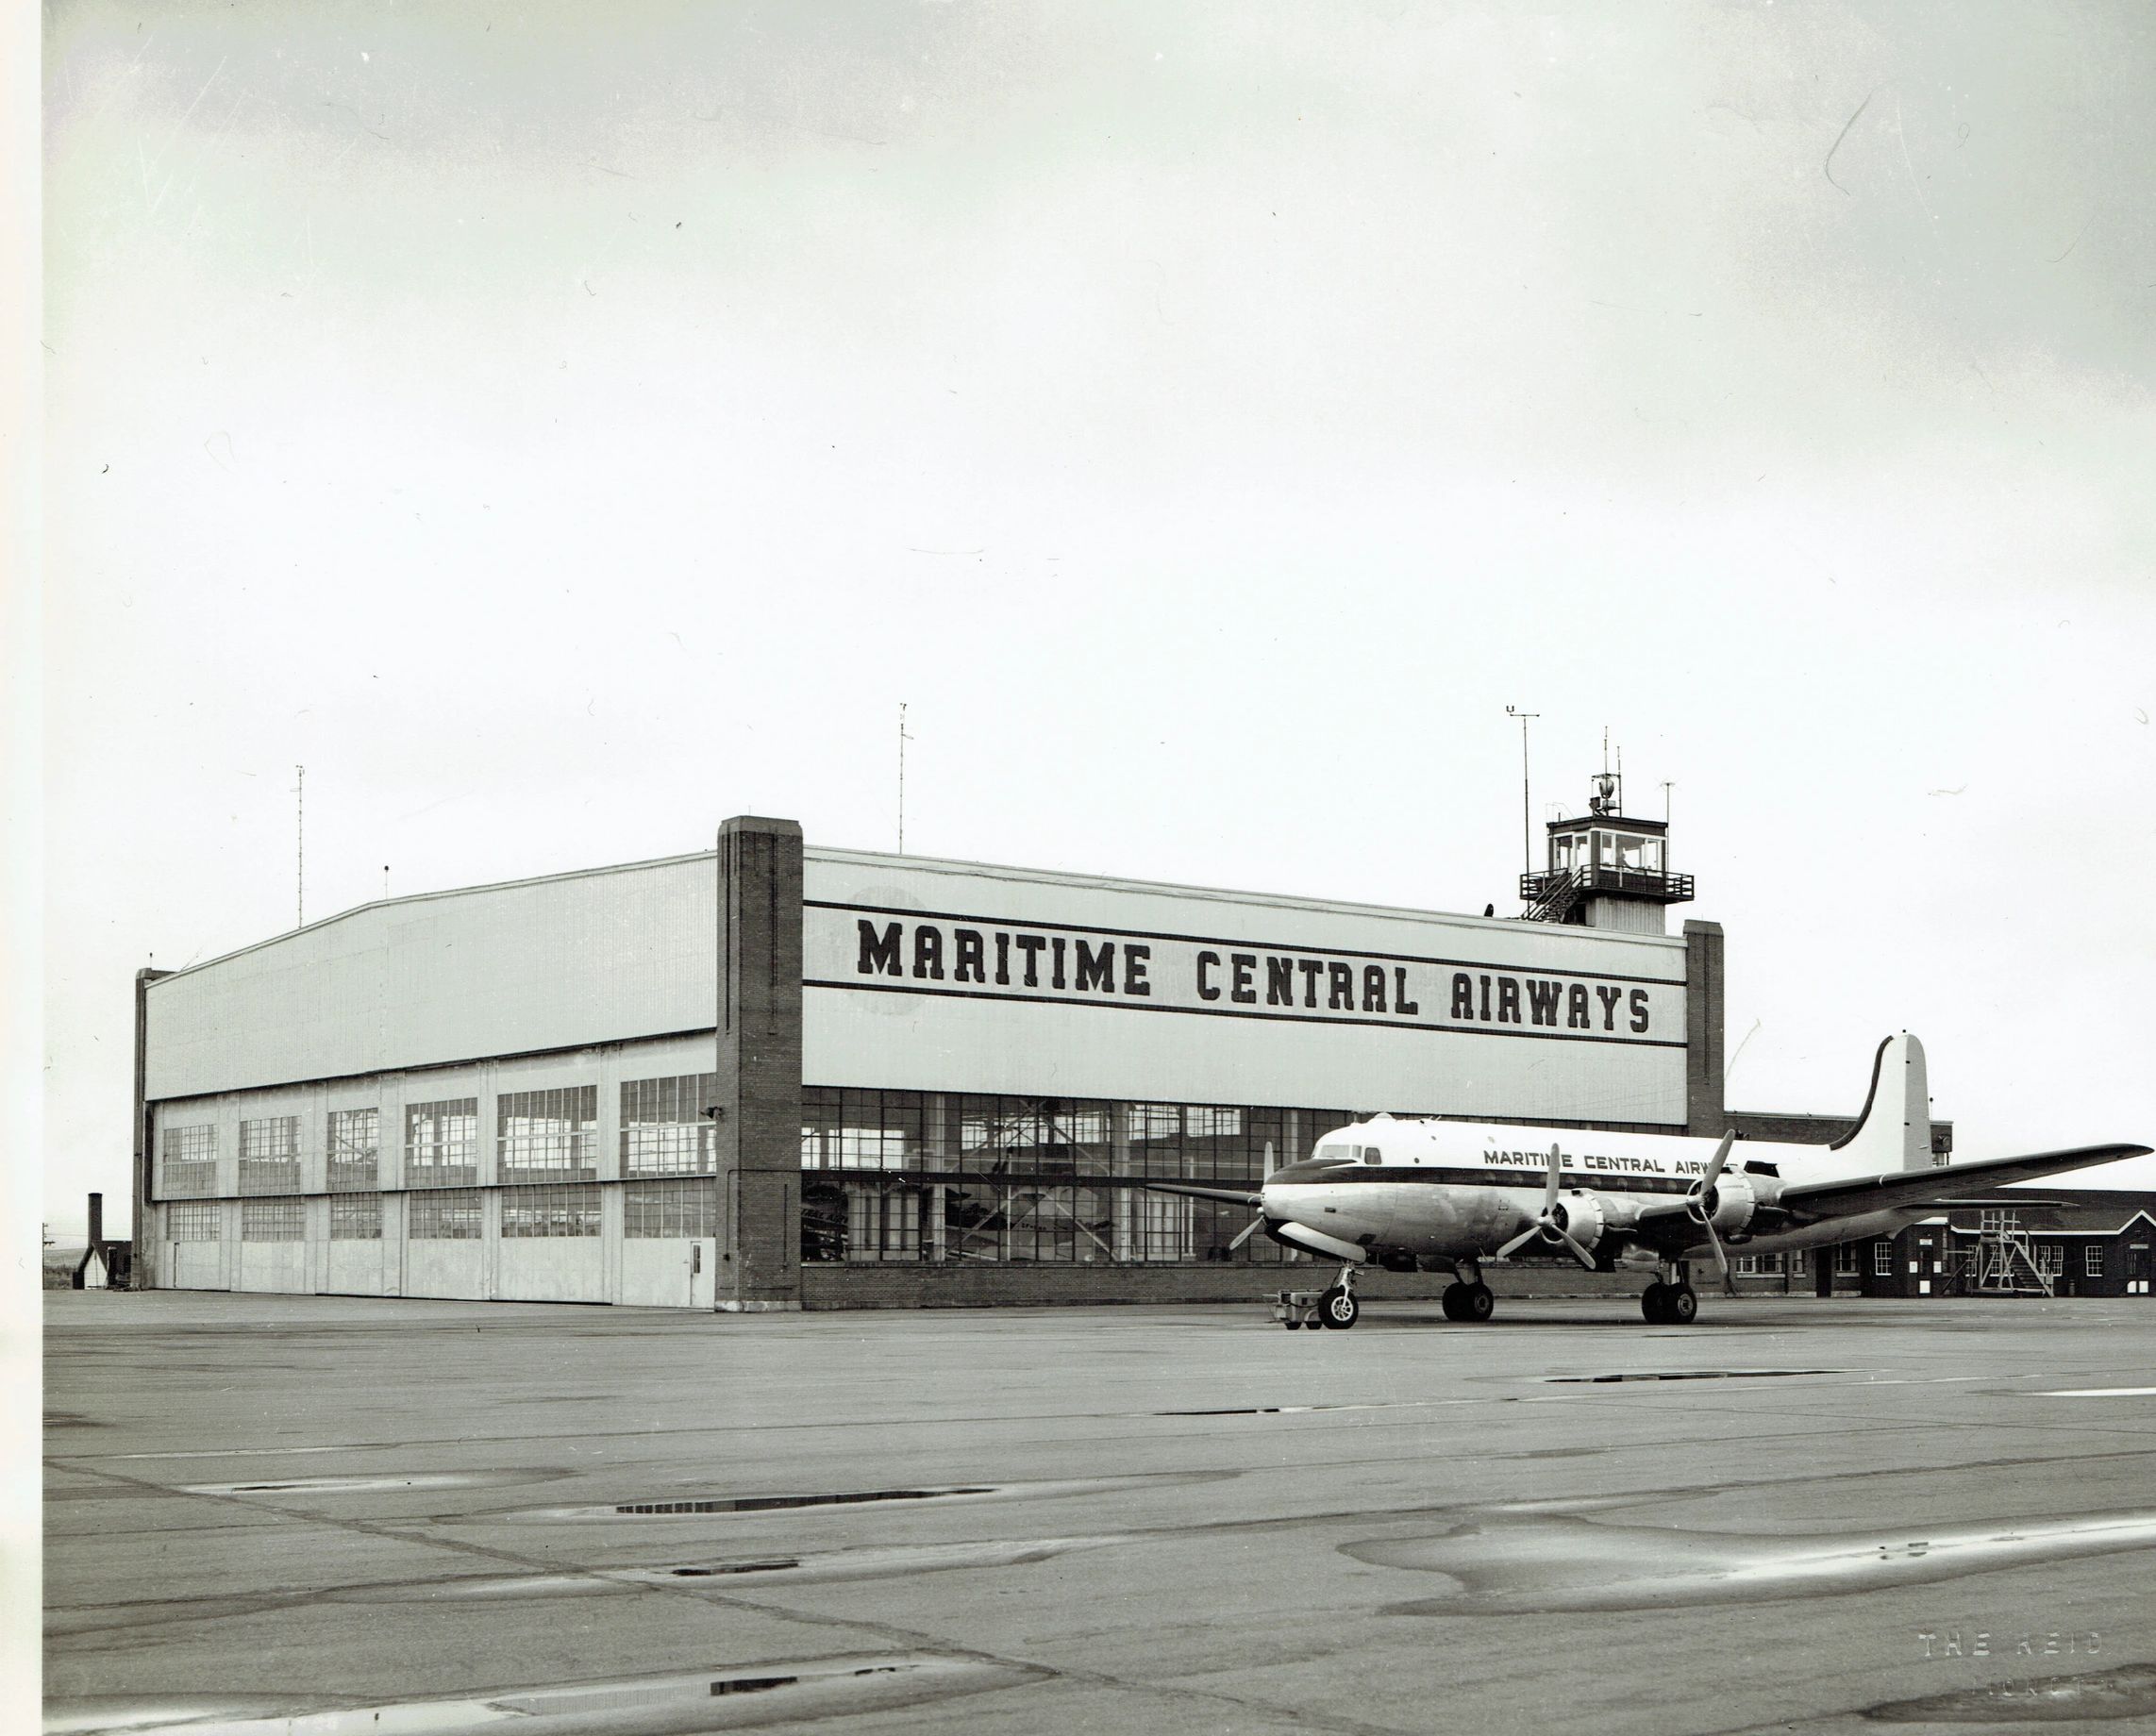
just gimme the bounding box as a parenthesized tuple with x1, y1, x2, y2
(36, 0, 2156, 1234)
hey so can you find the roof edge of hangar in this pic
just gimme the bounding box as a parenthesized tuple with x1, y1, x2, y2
(807, 844, 1690, 948)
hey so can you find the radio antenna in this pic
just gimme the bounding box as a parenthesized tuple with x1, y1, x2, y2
(1504, 707, 1540, 876)
(294, 765, 305, 927)
(896, 703, 913, 853)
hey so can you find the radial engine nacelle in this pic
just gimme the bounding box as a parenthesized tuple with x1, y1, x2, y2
(1541, 1190, 1608, 1253)
(1695, 1171, 1759, 1236)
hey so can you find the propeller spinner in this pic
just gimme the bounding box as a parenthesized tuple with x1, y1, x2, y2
(1495, 1143, 1598, 1270)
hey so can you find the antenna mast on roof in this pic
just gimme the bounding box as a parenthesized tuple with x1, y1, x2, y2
(897, 703, 913, 854)
(1504, 706, 1539, 878)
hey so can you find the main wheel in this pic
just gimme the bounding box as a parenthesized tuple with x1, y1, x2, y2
(1319, 1287, 1360, 1329)
(1461, 1283, 1495, 1323)
(1666, 1284, 1698, 1325)
(1642, 1281, 1668, 1325)
(1440, 1282, 1467, 1322)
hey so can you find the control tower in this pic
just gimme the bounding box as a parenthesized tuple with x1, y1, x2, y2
(1519, 769, 1694, 934)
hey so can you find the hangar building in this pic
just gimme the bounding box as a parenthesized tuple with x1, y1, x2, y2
(132, 804, 1740, 1310)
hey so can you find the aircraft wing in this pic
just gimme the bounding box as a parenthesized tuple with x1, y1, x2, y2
(1126, 1179, 1265, 1209)
(1778, 1143, 2149, 1222)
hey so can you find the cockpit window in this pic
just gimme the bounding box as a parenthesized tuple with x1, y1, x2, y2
(1317, 1143, 1351, 1160)
(1362, 1147, 1382, 1165)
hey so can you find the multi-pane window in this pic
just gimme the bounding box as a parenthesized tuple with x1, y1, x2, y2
(160, 1125, 218, 1197)
(500, 1184, 601, 1238)
(239, 1116, 302, 1194)
(2086, 1244, 2105, 1277)
(167, 1201, 221, 1241)
(802, 1088, 926, 1171)
(1873, 1241, 1893, 1276)
(241, 1198, 304, 1242)
(799, 1088, 1298, 1265)
(327, 1108, 380, 1191)
(624, 1179, 717, 1239)
(1834, 1243, 1859, 1277)
(409, 1189, 482, 1239)
(2037, 1244, 2064, 1278)
(329, 1196, 382, 1241)
(406, 1099, 478, 1186)
(498, 1086, 597, 1181)
(622, 1075, 719, 1175)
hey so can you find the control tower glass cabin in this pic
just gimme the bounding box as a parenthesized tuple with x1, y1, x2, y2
(1519, 772, 1695, 934)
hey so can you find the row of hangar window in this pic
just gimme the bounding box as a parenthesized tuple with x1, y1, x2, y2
(158, 1077, 722, 1195)
(160, 1085, 1323, 1197)
(161, 1180, 715, 1241)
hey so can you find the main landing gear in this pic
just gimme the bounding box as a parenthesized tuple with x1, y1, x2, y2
(1440, 1260, 1495, 1324)
(1642, 1263, 1700, 1326)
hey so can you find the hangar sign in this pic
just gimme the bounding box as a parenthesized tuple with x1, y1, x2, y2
(804, 903, 1680, 1045)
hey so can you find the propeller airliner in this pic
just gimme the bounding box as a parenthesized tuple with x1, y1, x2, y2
(1144, 1035, 2148, 1328)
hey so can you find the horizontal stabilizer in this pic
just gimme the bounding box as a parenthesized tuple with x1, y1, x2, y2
(1782, 1143, 2149, 1221)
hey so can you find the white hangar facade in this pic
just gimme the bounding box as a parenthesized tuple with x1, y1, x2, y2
(132, 810, 1728, 1310)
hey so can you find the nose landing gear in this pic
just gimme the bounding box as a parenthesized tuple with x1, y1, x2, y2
(1276, 1260, 1365, 1330)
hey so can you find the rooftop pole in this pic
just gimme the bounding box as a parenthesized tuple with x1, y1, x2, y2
(1504, 707, 1540, 878)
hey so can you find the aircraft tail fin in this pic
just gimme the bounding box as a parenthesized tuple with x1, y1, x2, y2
(1805, 1033, 1932, 1179)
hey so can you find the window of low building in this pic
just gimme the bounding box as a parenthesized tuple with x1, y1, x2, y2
(2085, 1244, 2104, 1277)
(1873, 1241, 1893, 1276)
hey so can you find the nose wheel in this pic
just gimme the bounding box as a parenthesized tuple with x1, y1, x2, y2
(1317, 1286, 1360, 1329)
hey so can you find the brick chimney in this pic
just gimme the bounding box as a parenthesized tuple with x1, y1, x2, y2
(88, 1192, 104, 1250)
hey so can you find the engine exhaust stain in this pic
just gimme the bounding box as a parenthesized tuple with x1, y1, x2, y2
(43, 1652, 1051, 1734)
(1861, 1661, 2156, 1723)
(1345, 1509, 2156, 1612)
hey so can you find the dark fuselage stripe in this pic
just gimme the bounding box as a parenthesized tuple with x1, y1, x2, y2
(1274, 1167, 1703, 1197)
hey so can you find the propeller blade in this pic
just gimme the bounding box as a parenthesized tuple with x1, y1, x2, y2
(1698, 1214, 1737, 1295)
(1495, 1226, 1542, 1260)
(1700, 1129, 1736, 1193)
(1227, 1214, 1265, 1252)
(1263, 1141, 1276, 1177)
(1542, 1143, 1563, 1210)
(1555, 1227, 1598, 1270)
